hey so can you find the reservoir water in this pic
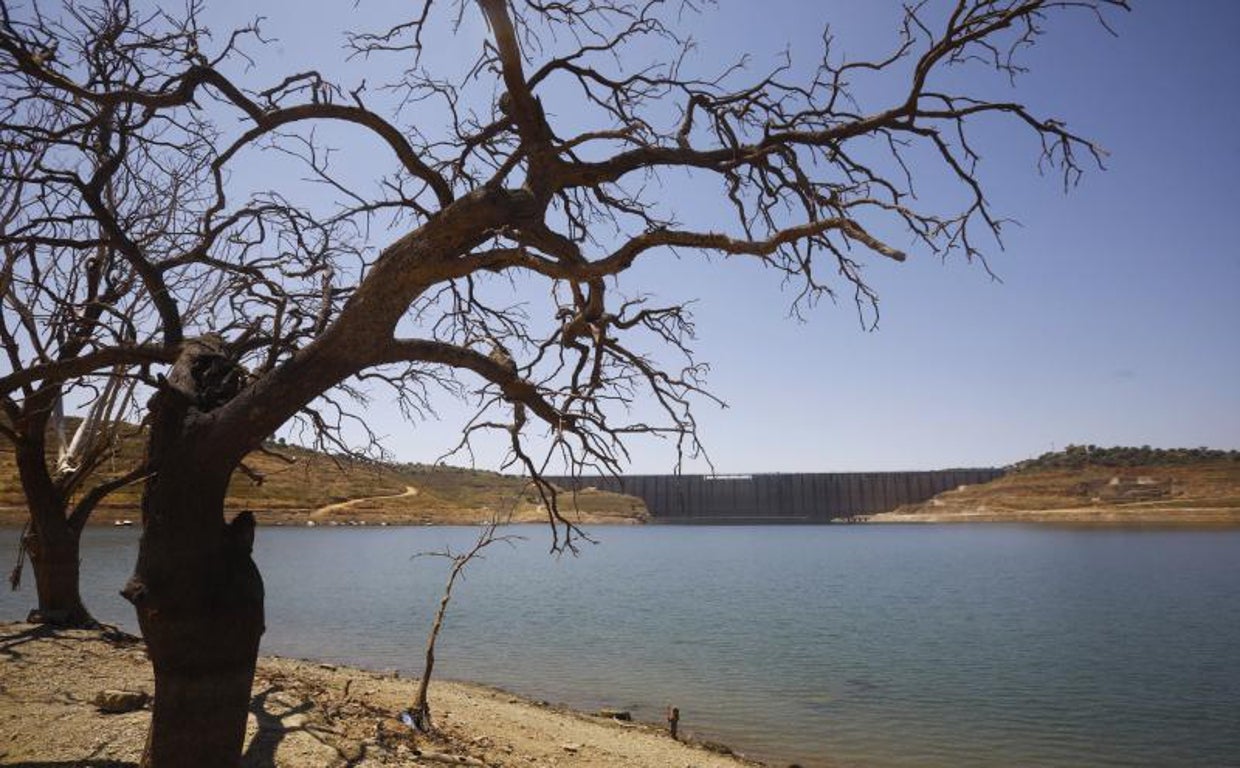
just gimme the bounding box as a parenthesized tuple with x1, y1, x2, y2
(3, 524, 1238, 767)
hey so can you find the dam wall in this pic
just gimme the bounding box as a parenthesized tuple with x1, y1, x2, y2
(550, 469, 1004, 523)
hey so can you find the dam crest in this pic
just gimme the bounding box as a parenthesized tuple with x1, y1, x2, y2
(551, 469, 1004, 523)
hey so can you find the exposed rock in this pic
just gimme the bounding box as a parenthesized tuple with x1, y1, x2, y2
(94, 689, 148, 713)
(597, 709, 632, 721)
(336, 739, 365, 762)
(283, 712, 310, 729)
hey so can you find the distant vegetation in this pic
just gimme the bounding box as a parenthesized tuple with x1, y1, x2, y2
(0, 422, 646, 525)
(875, 445, 1240, 525)
(1012, 445, 1240, 472)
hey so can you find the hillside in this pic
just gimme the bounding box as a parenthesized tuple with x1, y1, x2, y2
(872, 447, 1240, 525)
(0, 425, 647, 526)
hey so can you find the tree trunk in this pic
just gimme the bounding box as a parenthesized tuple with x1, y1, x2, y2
(24, 517, 93, 626)
(12, 421, 96, 628)
(124, 451, 264, 768)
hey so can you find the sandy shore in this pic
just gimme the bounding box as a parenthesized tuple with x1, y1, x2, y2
(0, 623, 758, 768)
(869, 504, 1240, 525)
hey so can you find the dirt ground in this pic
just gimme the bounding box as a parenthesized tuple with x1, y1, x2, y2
(870, 462, 1240, 525)
(0, 623, 758, 768)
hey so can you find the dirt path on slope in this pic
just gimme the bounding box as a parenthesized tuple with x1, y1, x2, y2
(310, 485, 419, 521)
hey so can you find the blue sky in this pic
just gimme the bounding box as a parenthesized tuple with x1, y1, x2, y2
(196, 1, 1238, 474)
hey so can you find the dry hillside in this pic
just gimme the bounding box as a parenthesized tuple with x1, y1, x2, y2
(873, 450, 1240, 525)
(0, 425, 646, 526)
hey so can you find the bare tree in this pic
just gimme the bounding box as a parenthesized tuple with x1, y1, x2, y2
(1, 153, 161, 624)
(0, 0, 1126, 764)
(407, 519, 521, 732)
(3, 368, 146, 626)
(0, 97, 221, 624)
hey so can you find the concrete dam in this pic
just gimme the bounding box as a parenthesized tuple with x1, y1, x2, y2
(552, 469, 1004, 523)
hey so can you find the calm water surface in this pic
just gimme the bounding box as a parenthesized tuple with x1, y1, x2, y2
(3, 524, 1239, 767)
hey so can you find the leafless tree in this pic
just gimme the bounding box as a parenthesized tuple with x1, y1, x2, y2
(1, 143, 159, 624)
(0, 0, 1126, 764)
(3, 367, 145, 625)
(0, 94, 235, 624)
(407, 518, 521, 732)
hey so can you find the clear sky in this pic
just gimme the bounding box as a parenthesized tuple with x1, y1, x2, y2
(196, 1, 1239, 474)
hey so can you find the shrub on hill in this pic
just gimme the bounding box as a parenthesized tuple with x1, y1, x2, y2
(1012, 445, 1240, 472)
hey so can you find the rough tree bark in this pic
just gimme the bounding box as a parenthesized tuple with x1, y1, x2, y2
(7, 379, 146, 627)
(22, 518, 90, 626)
(20, 502, 91, 626)
(123, 339, 264, 767)
(10, 392, 94, 627)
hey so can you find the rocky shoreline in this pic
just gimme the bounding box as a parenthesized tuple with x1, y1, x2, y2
(0, 623, 759, 767)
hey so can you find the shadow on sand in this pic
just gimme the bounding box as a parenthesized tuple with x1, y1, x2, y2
(240, 685, 313, 768)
